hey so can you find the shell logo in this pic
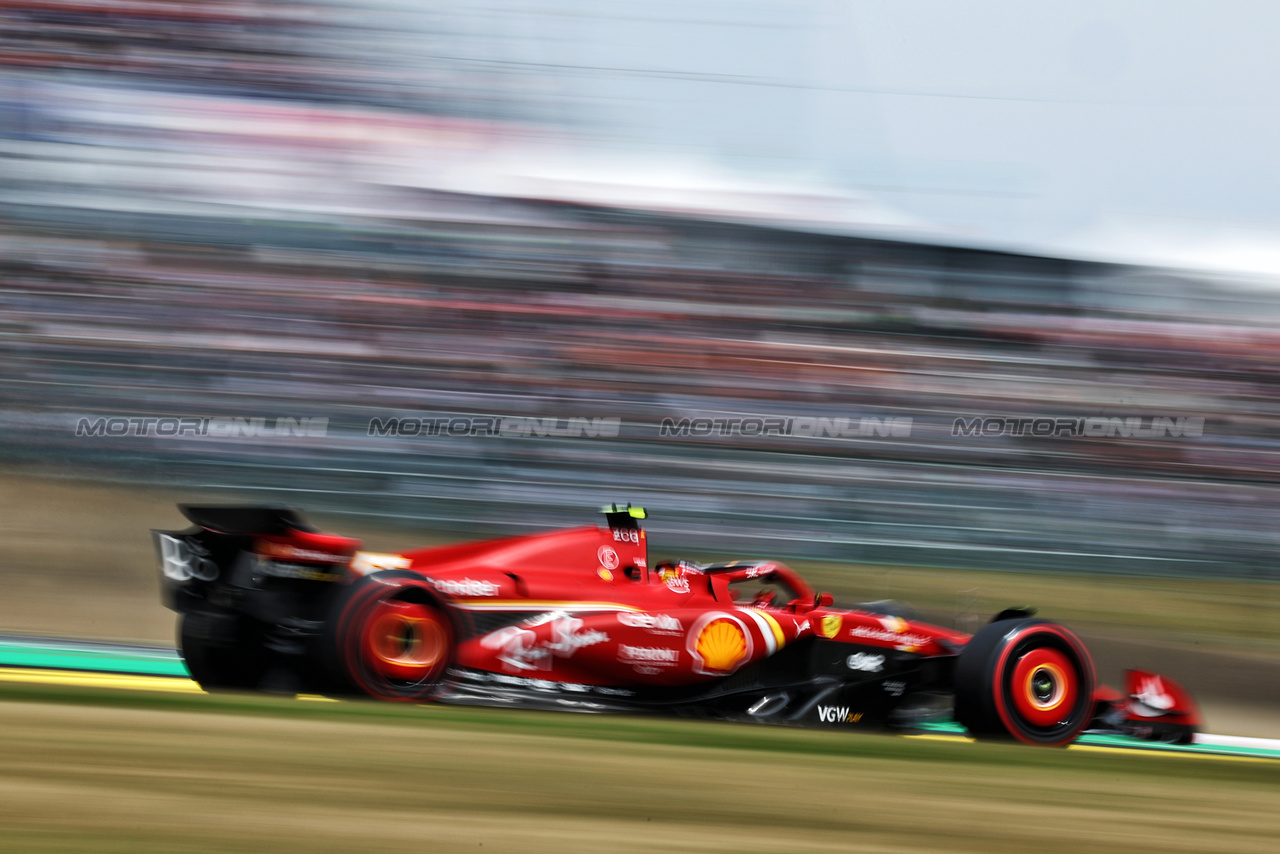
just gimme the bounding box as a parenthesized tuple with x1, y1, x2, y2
(819, 614, 842, 639)
(688, 613, 753, 675)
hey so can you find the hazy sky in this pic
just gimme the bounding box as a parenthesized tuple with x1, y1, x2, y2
(371, 1, 1280, 274)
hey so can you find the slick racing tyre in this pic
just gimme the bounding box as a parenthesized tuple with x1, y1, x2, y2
(326, 571, 454, 702)
(954, 617, 1095, 747)
(179, 611, 266, 691)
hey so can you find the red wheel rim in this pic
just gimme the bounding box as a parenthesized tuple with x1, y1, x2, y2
(359, 599, 449, 683)
(1010, 647, 1078, 728)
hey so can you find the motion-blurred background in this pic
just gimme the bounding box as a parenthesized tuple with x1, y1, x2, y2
(4, 0, 1280, 583)
(5, 8, 1280, 848)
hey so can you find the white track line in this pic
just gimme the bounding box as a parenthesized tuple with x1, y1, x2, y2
(1193, 733, 1280, 751)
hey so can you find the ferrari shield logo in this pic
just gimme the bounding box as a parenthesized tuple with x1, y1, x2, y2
(819, 614, 842, 639)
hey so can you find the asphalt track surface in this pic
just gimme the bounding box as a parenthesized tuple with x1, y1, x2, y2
(2, 634, 1277, 762)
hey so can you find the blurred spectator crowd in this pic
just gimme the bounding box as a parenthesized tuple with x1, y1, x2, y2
(3, 0, 1280, 576)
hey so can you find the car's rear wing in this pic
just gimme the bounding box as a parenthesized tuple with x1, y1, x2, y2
(178, 504, 316, 535)
(153, 504, 360, 612)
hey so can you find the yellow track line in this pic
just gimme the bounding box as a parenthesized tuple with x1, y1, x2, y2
(0, 666, 203, 694)
(0, 666, 340, 702)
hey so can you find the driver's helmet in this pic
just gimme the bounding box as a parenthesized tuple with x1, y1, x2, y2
(656, 559, 702, 582)
(656, 562, 684, 585)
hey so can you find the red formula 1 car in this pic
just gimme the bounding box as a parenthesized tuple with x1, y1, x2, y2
(154, 503, 1201, 746)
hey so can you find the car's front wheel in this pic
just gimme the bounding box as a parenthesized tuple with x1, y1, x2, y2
(954, 617, 1095, 746)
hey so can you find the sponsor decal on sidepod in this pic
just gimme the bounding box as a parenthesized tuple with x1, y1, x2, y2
(687, 612, 753, 676)
(619, 645, 680, 665)
(617, 612, 684, 634)
(618, 643, 681, 676)
(481, 615, 608, 672)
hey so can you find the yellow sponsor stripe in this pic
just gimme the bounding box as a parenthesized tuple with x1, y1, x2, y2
(0, 666, 203, 694)
(738, 609, 775, 654)
(757, 611, 786, 650)
(0, 667, 346, 702)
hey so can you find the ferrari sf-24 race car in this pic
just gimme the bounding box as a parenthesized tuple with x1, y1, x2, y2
(154, 503, 1201, 746)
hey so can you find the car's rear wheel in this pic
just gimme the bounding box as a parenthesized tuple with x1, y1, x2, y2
(326, 571, 453, 701)
(179, 611, 265, 691)
(954, 617, 1095, 746)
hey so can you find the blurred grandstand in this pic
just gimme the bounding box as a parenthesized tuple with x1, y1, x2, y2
(3, 0, 1280, 576)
